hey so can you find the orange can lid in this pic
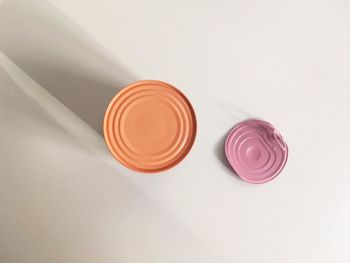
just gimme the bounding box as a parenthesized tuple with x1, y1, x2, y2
(103, 80, 196, 173)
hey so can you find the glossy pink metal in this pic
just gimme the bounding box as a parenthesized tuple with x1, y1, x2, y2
(225, 119, 288, 184)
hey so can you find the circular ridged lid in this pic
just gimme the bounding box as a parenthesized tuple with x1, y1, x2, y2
(225, 119, 288, 183)
(103, 80, 196, 173)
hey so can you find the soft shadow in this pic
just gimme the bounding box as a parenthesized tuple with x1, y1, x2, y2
(215, 102, 257, 182)
(219, 100, 257, 121)
(0, 0, 137, 135)
(214, 128, 240, 180)
(1, 36, 222, 263)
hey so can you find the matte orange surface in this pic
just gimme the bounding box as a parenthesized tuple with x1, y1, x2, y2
(103, 80, 196, 173)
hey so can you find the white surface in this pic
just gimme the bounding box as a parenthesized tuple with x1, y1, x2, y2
(1, 0, 350, 262)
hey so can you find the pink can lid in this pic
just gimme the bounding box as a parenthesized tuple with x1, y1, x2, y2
(225, 119, 288, 184)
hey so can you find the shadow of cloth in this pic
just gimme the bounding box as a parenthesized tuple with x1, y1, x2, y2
(0, 0, 137, 135)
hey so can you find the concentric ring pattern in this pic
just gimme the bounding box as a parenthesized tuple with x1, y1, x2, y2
(103, 80, 196, 173)
(225, 119, 288, 183)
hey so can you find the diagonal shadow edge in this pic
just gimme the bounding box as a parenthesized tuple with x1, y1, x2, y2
(0, 0, 138, 135)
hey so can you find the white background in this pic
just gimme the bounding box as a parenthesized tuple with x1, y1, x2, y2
(1, 0, 350, 262)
